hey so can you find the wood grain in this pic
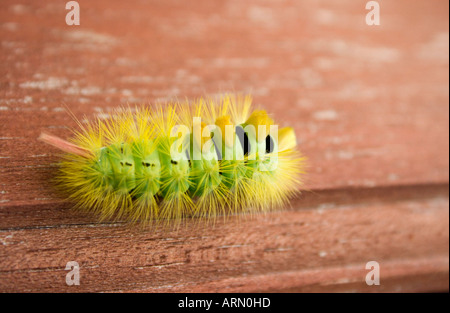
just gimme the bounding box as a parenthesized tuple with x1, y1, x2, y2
(0, 0, 448, 292)
(1, 194, 448, 292)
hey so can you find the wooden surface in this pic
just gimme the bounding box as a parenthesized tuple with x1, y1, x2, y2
(0, 0, 448, 292)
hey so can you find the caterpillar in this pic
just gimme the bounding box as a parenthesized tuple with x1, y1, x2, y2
(39, 94, 306, 224)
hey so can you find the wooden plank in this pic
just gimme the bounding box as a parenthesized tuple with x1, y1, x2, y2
(155, 257, 450, 293)
(1, 194, 448, 292)
(0, 0, 448, 292)
(0, 183, 448, 229)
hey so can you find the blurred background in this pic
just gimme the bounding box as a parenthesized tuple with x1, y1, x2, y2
(0, 0, 448, 292)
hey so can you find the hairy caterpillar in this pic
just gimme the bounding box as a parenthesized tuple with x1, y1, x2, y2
(39, 95, 305, 224)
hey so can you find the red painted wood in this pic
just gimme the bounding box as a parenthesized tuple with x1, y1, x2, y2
(0, 0, 448, 292)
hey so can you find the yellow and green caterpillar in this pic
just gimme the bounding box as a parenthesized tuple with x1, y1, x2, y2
(40, 95, 305, 224)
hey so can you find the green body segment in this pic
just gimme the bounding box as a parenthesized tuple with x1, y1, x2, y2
(106, 142, 136, 192)
(220, 142, 248, 189)
(92, 147, 115, 190)
(189, 136, 222, 196)
(158, 144, 191, 198)
(131, 140, 161, 198)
